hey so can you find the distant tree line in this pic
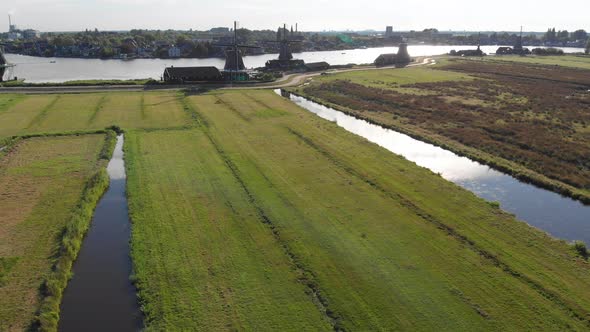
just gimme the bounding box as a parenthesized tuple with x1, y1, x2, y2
(2, 26, 589, 59)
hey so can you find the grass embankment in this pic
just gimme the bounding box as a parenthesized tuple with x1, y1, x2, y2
(0, 133, 114, 331)
(0, 92, 192, 141)
(297, 59, 590, 203)
(125, 89, 590, 330)
(491, 54, 590, 69)
(0, 79, 152, 87)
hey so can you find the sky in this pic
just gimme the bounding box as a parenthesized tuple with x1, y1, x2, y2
(1, 0, 589, 33)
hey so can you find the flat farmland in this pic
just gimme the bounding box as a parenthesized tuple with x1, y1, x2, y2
(491, 55, 590, 70)
(125, 130, 330, 331)
(299, 59, 590, 201)
(0, 95, 56, 140)
(0, 91, 190, 139)
(93, 92, 190, 129)
(0, 134, 106, 331)
(124, 89, 590, 330)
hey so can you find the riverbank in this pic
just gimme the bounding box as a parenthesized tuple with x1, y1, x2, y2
(0, 132, 114, 331)
(0, 57, 436, 95)
(6, 46, 585, 83)
(293, 59, 590, 205)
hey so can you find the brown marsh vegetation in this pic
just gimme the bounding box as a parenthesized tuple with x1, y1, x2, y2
(304, 60, 590, 192)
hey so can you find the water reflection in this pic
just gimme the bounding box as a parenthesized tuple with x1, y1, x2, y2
(281, 91, 590, 245)
(59, 135, 142, 332)
(107, 136, 126, 180)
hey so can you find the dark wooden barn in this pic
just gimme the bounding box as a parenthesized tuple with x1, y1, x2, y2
(163, 66, 222, 83)
(304, 62, 330, 72)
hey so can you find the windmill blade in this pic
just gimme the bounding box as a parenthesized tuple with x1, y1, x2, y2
(236, 45, 261, 49)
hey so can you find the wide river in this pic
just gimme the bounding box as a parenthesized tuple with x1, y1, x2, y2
(280, 91, 590, 246)
(6, 45, 586, 83)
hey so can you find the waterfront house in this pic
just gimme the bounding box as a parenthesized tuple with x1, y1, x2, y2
(163, 66, 222, 83)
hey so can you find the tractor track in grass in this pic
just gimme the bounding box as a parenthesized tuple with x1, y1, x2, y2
(285, 126, 590, 327)
(87, 95, 108, 125)
(213, 94, 252, 122)
(181, 94, 344, 331)
(25, 95, 60, 129)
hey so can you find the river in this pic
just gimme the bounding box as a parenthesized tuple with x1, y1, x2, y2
(6, 45, 586, 83)
(59, 135, 142, 332)
(279, 91, 590, 246)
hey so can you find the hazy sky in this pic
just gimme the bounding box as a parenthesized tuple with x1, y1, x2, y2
(2, 0, 588, 33)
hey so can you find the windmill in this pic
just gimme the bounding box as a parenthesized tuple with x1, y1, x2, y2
(0, 44, 16, 82)
(264, 24, 304, 70)
(213, 21, 260, 81)
(514, 26, 524, 53)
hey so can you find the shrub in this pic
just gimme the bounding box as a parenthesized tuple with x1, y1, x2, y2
(488, 201, 501, 209)
(572, 241, 589, 260)
(531, 48, 565, 56)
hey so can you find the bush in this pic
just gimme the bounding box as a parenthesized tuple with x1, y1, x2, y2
(531, 48, 565, 56)
(488, 201, 501, 209)
(572, 241, 589, 260)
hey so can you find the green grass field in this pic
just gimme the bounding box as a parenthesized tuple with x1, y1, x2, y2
(123, 89, 590, 330)
(490, 54, 590, 69)
(0, 135, 107, 331)
(318, 66, 471, 91)
(1, 87, 590, 331)
(0, 92, 191, 140)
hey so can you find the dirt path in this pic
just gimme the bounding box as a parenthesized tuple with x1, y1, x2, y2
(0, 58, 436, 94)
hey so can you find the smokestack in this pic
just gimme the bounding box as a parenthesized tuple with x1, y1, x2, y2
(8, 14, 11, 32)
(296, 23, 298, 33)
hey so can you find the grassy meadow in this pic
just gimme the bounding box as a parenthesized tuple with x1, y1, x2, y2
(491, 54, 590, 69)
(0, 84, 589, 331)
(0, 91, 191, 141)
(123, 89, 590, 330)
(0, 134, 108, 331)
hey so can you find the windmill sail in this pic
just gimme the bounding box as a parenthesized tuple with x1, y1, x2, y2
(0, 46, 8, 82)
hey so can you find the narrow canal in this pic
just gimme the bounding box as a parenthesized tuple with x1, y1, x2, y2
(279, 90, 590, 246)
(59, 135, 142, 332)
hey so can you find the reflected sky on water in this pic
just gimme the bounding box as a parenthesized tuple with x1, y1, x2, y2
(284, 92, 590, 245)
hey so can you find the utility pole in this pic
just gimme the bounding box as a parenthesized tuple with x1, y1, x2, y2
(234, 21, 238, 81)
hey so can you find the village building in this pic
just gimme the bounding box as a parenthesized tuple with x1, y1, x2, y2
(168, 46, 181, 58)
(304, 62, 330, 72)
(163, 66, 222, 83)
(374, 43, 412, 67)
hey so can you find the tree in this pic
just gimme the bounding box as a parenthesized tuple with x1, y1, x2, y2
(557, 30, 569, 40)
(572, 29, 588, 41)
(586, 40, 590, 54)
(545, 28, 557, 42)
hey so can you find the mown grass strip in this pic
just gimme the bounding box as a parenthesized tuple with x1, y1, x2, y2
(139, 94, 146, 120)
(0, 94, 26, 115)
(35, 132, 117, 332)
(26, 95, 61, 129)
(214, 94, 251, 122)
(87, 95, 108, 125)
(181, 94, 343, 330)
(286, 126, 590, 327)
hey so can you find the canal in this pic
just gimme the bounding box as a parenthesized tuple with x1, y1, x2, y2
(59, 135, 142, 332)
(279, 90, 590, 246)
